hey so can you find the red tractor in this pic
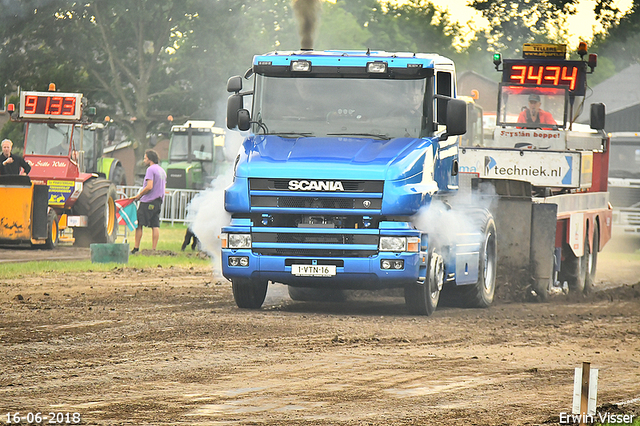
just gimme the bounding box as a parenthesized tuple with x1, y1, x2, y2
(6, 85, 118, 247)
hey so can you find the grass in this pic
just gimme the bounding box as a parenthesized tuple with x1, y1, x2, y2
(0, 223, 213, 279)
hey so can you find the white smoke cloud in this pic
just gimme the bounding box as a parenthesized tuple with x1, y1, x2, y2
(187, 165, 235, 279)
(411, 179, 497, 247)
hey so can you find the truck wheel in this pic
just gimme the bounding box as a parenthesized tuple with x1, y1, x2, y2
(73, 178, 118, 247)
(560, 238, 588, 294)
(111, 164, 127, 185)
(288, 286, 347, 302)
(232, 278, 268, 309)
(404, 250, 444, 315)
(462, 212, 497, 308)
(44, 210, 59, 249)
(584, 227, 599, 294)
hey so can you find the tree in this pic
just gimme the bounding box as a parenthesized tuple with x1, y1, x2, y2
(334, 0, 462, 58)
(469, 0, 578, 57)
(592, 0, 640, 75)
(0, 0, 207, 168)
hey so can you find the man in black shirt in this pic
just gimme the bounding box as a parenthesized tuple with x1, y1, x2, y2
(0, 139, 31, 175)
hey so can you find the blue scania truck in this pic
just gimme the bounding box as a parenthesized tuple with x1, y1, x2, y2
(221, 50, 498, 315)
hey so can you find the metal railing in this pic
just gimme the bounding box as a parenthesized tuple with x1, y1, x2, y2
(117, 186, 202, 225)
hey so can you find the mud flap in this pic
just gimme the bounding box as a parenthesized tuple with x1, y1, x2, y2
(476, 178, 557, 300)
(32, 184, 49, 240)
(530, 203, 558, 299)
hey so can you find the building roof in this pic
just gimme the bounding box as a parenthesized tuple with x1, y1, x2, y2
(578, 63, 640, 121)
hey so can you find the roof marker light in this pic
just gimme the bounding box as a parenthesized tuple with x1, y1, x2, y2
(367, 61, 388, 74)
(291, 60, 311, 72)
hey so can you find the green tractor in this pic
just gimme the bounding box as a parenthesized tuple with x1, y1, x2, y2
(162, 120, 226, 189)
(84, 122, 127, 185)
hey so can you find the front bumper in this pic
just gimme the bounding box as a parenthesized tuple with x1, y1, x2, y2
(221, 248, 426, 289)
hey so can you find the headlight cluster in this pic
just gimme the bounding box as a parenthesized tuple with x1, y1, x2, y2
(381, 259, 404, 270)
(379, 236, 419, 252)
(229, 256, 249, 267)
(221, 233, 252, 249)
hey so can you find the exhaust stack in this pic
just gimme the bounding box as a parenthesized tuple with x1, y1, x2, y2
(292, 0, 321, 50)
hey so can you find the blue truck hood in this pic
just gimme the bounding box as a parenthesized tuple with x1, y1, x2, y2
(237, 135, 429, 181)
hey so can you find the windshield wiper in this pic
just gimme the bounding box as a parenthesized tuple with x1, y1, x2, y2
(265, 132, 314, 138)
(327, 132, 391, 140)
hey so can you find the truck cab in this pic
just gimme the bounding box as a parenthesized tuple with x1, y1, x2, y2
(608, 132, 640, 237)
(222, 50, 498, 315)
(164, 120, 226, 189)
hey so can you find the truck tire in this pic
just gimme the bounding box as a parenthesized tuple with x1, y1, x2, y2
(73, 178, 118, 247)
(111, 163, 127, 186)
(560, 237, 588, 294)
(288, 286, 347, 302)
(462, 211, 497, 308)
(44, 210, 59, 249)
(404, 250, 444, 316)
(584, 226, 599, 294)
(232, 278, 268, 309)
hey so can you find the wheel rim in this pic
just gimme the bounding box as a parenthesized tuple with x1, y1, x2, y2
(586, 238, 594, 275)
(51, 219, 58, 243)
(483, 231, 496, 293)
(429, 254, 444, 300)
(106, 196, 116, 236)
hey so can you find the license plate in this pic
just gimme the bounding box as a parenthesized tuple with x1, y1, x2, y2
(291, 264, 336, 277)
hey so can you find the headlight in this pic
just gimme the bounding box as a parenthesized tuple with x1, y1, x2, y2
(379, 236, 407, 252)
(228, 233, 251, 249)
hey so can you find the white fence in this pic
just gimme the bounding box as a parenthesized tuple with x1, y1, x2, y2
(118, 186, 202, 225)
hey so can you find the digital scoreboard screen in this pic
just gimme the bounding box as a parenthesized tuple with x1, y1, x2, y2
(502, 59, 588, 96)
(19, 91, 83, 121)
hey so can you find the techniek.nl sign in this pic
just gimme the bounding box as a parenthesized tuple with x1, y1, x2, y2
(458, 149, 582, 188)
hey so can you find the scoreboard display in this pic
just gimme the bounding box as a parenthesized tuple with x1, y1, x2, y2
(502, 59, 588, 96)
(19, 91, 83, 121)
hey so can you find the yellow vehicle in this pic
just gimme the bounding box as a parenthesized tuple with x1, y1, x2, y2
(0, 175, 59, 248)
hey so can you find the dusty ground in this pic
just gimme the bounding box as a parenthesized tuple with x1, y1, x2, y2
(0, 243, 639, 425)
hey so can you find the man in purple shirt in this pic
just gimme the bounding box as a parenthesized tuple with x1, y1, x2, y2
(131, 149, 166, 253)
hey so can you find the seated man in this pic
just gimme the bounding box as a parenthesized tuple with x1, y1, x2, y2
(517, 94, 557, 127)
(47, 138, 70, 156)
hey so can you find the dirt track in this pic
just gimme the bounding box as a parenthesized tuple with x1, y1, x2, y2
(0, 245, 639, 425)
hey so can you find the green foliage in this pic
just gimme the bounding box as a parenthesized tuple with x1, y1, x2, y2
(0, 0, 638, 151)
(0, 95, 24, 149)
(468, 0, 578, 57)
(591, 0, 640, 75)
(0, 255, 211, 279)
(0, 223, 211, 279)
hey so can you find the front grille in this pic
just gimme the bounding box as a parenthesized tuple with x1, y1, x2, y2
(254, 248, 378, 257)
(253, 232, 377, 245)
(251, 196, 381, 210)
(167, 170, 187, 189)
(252, 229, 378, 257)
(623, 211, 640, 226)
(250, 178, 383, 193)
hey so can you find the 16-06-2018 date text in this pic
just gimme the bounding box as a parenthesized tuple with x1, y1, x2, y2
(5, 412, 81, 424)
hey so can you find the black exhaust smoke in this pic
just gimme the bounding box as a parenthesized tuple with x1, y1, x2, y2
(292, 0, 322, 50)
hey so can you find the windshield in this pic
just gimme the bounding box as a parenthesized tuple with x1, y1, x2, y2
(25, 123, 77, 156)
(498, 85, 566, 129)
(169, 132, 214, 162)
(609, 139, 640, 178)
(252, 75, 429, 139)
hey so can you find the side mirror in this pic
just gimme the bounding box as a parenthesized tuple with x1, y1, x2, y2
(445, 98, 467, 137)
(590, 102, 605, 130)
(227, 94, 243, 130)
(108, 126, 116, 142)
(237, 109, 251, 131)
(227, 76, 243, 93)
